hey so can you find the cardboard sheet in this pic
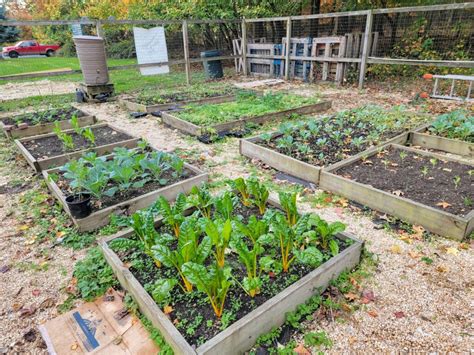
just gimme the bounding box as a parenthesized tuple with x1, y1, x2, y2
(38, 289, 158, 354)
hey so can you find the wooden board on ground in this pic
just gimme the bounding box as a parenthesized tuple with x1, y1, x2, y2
(100, 197, 363, 355)
(240, 130, 410, 185)
(119, 94, 236, 113)
(43, 156, 208, 232)
(1, 108, 95, 139)
(320, 143, 474, 240)
(14, 123, 139, 172)
(410, 125, 473, 159)
(38, 289, 158, 354)
(160, 100, 332, 140)
(233, 79, 284, 89)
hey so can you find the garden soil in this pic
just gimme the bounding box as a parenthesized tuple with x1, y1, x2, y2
(0, 79, 472, 353)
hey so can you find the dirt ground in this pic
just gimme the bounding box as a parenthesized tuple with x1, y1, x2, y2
(0, 79, 473, 353)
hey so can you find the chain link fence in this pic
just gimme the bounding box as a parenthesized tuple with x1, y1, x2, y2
(0, 3, 472, 91)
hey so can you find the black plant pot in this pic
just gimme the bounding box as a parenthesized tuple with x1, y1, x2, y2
(65, 193, 92, 219)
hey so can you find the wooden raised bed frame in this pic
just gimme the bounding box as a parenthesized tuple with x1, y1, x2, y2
(100, 196, 362, 354)
(1, 108, 96, 139)
(43, 161, 208, 232)
(119, 94, 237, 113)
(410, 124, 473, 159)
(320, 143, 474, 240)
(14, 123, 139, 172)
(240, 130, 410, 184)
(160, 100, 332, 138)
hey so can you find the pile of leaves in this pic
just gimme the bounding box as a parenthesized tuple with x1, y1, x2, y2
(5, 106, 83, 126)
(428, 110, 473, 142)
(109, 178, 350, 346)
(176, 91, 321, 126)
(134, 83, 237, 105)
(58, 142, 186, 201)
(259, 105, 430, 166)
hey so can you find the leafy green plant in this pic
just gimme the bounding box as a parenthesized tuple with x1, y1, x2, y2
(279, 191, 299, 226)
(308, 214, 346, 252)
(187, 184, 213, 218)
(154, 194, 187, 237)
(204, 218, 233, 268)
(247, 178, 269, 214)
(53, 121, 74, 150)
(231, 235, 264, 297)
(182, 262, 233, 318)
(152, 217, 211, 292)
(229, 177, 252, 207)
(82, 127, 96, 146)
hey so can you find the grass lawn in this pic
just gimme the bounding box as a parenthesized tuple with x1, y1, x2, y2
(0, 57, 136, 77)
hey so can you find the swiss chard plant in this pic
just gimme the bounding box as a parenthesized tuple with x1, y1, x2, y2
(154, 194, 187, 237)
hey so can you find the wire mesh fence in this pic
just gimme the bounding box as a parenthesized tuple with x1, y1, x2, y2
(0, 2, 473, 90)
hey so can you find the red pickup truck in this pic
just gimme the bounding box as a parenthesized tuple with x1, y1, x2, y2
(2, 40, 61, 58)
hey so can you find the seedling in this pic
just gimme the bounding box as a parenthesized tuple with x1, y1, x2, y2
(429, 158, 437, 167)
(453, 175, 461, 189)
(421, 166, 429, 177)
(399, 151, 407, 161)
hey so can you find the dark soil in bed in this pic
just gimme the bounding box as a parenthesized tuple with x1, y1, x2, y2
(3, 107, 84, 126)
(259, 124, 406, 167)
(22, 126, 133, 159)
(335, 146, 474, 216)
(111, 203, 350, 348)
(56, 167, 195, 212)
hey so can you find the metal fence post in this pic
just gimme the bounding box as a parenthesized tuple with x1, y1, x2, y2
(96, 20, 104, 38)
(241, 18, 248, 76)
(358, 10, 373, 89)
(182, 20, 191, 85)
(285, 17, 292, 80)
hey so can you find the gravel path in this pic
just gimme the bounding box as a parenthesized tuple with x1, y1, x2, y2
(0, 79, 472, 353)
(0, 80, 76, 102)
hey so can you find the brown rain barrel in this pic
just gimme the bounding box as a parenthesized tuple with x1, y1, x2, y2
(73, 35, 109, 85)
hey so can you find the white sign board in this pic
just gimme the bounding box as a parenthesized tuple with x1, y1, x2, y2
(133, 27, 169, 76)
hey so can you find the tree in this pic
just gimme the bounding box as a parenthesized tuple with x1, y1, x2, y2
(0, 5, 19, 45)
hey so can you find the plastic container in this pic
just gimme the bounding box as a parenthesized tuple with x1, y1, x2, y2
(73, 35, 109, 85)
(66, 193, 92, 219)
(201, 50, 223, 79)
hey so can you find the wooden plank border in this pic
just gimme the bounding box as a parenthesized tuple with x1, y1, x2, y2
(0, 108, 96, 139)
(410, 125, 473, 159)
(14, 123, 139, 172)
(160, 100, 332, 139)
(43, 160, 208, 232)
(100, 197, 363, 354)
(119, 94, 237, 113)
(240, 129, 410, 184)
(320, 143, 474, 240)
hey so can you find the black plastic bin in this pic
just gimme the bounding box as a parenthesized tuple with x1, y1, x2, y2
(201, 50, 224, 79)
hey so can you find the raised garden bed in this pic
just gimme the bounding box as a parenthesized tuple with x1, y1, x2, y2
(14, 123, 139, 172)
(120, 84, 238, 113)
(320, 143, 474, 240)
(160, 91, 331, 142)
(241, 105, 430, 184)
(43, 146, 208, 232)
(1, 106, 96, 139)
(410, 110, 473, 158)
(100, 180, 362, 354)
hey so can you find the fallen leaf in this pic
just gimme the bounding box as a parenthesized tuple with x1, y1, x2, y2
(70, 343, 78, 350)
(408, 250, 420, 259)
(0, 265, 11, 273)
(19, 306, 36, 318)
(32, 289, 41, 297)
(293, 344, 310, 354)
(436, 201, 452, 209)
(436, 265, 449, 273)
(361, 290, 375, 304)
(17, 224, 30, 231)
(367, 310, 378, 317)
(56, 231, 66, 239)
(459, 243, 469, 250)
(399, 233, 413, 244)
(442, 168, 452, 172)
(412, 225, 425, 239)
(348, 336, 357, 345)
(23, 329, 36, 342)
(40, 298, 56, 310)
(163, 305, 174, 315)
(337, 198, 349, 207)
(12, 303, 23, 311)
(390, 244, 402, 254)
(344, 292, 359, 301)
(341, 303, 352, 312)
(362, 160, 373, 165)
(112, 336, 122, 345)
(394, 311, 405, 319)
(445, 247, 459, 256)
(268, 271, 276, 278)
(173, 318, 179, 325)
